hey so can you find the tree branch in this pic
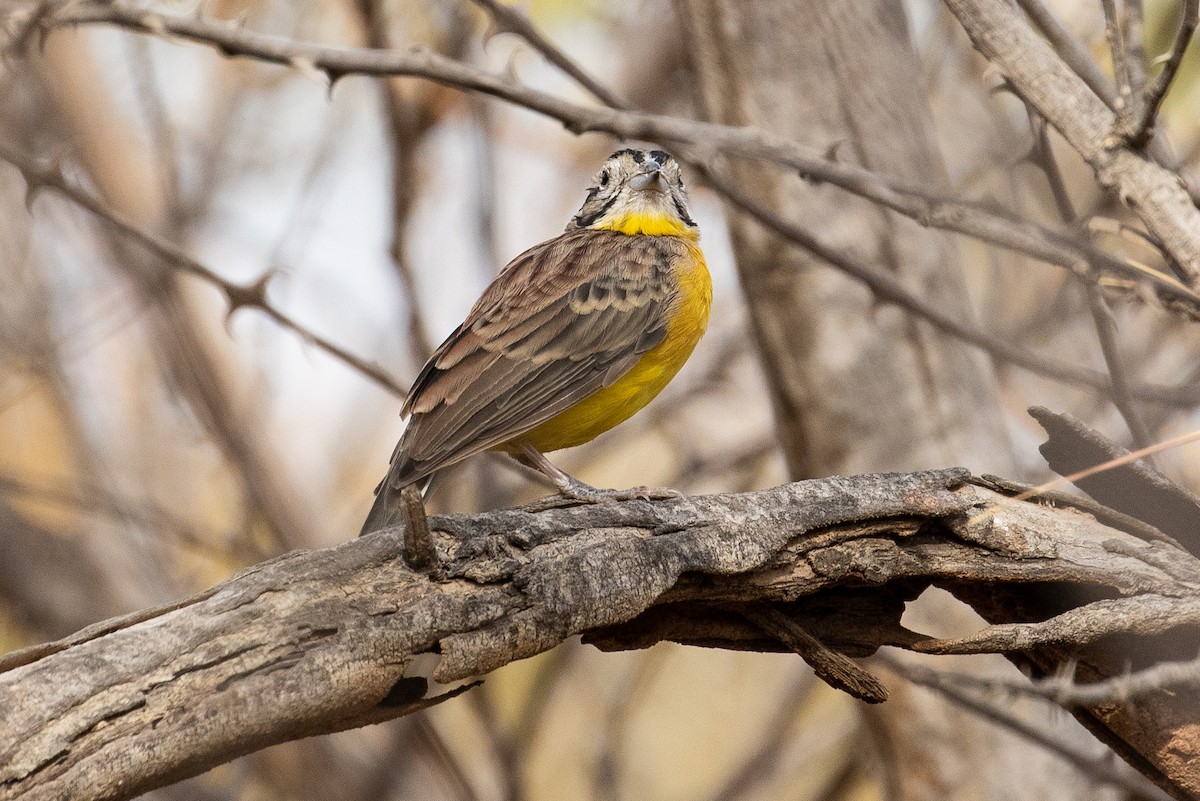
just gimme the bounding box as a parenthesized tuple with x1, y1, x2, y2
(0, 142, 407, 397)
(37, 2, 1200, 314)
(2, 470, 1200, 800)
(943, 0, 1200, 286)
(1122, 0, 1200, 147)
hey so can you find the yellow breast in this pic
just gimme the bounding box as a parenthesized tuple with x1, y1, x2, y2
(516, 231, 711, 453)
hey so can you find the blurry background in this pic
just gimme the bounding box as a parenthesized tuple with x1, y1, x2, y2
(1, 0, 1197, 798)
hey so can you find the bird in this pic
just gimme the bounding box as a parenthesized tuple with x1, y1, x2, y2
(361, 148, 711, 535)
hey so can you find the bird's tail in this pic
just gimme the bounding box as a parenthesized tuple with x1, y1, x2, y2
(359, 475, 434, 537)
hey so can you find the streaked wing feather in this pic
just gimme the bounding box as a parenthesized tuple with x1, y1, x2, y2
(383, 229, 680, 488)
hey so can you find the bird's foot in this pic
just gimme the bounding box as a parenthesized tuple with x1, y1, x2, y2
(522, 478, 681, 510)
(562, 483, 682, 502)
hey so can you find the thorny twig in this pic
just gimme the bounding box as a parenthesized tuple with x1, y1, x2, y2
(460, 0, 1200, 412)
(1101, 0, 1141, 133)
(1027, 115, 1155, 450)
(701, 167, 1188, 405)
(884, 656, 1174, 801)
(1122, 0, 1200, 147)
(897, 652, 1200, 708)
(0, 144, 408, 397)
(35, 2, 1200, 316)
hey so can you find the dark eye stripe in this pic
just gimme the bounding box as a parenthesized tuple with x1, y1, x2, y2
(573, 193, 621, 228)
(672, 196, 697, 227)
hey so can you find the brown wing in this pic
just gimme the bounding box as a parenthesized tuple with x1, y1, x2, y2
(387, 228, 680, 488)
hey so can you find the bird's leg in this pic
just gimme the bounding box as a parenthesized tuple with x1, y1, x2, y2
(513, 442, 681, 503)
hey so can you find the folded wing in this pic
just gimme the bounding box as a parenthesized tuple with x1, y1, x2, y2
(384, 228, 680, 491)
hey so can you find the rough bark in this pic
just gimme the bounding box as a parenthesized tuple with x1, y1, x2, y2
(2, 471, 1199, 801)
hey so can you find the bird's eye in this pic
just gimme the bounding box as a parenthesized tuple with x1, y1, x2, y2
(598, 170, 610, 187)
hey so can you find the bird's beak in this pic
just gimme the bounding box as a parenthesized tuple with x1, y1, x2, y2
(629, 161, 668, 192)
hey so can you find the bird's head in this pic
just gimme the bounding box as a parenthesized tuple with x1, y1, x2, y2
(569, 149, 697, 237)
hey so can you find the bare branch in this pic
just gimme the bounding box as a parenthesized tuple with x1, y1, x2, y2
(702, 167, 1197, 406)
(38, 2, 1200, 314)
(3, 470, 1200, 800)
(886, 657, 1174, 801)
(467, 0, 627, 109)
(1101, 0, 1139, 132)
(1123, 0, 1200, 147)
(944, 0, 1200, 285)
(0, 143, 408, 397)
(897, 652, 1200, 707)
(1025, 115, 1156, 449)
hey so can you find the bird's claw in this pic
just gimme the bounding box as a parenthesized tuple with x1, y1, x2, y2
(558, 482, 681, 503)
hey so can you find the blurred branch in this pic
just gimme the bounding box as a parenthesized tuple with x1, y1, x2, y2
(349, 0, 467, 365)
(465, 683, 525, 801)
(466, 0, 626, 109)
(702, 168, 1187, 405)
(700, 672, 813, 801)
(3, 470, 1200, 799)
(943, 0, 1200, 286)
(884, 657, 1173, 801)
(0, 471, 237, 559)
(1012, 2, 1117, 116)
(1086, 285, 1155, 448)
(1101, 0, 1141, 136)
(1120, 0, 1199, 147)
(591, 647, 668, 801)
(38, 2, 1200, 315)
(1026, 115, 1155, 449)
(894, 652, 1200, 707)
(0, 143, 407, 397)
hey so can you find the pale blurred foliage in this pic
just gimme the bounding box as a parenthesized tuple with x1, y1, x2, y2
(2, 0, 1200, 799)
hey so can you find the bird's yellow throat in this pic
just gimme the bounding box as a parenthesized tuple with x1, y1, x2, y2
(598, 210, 697, 238)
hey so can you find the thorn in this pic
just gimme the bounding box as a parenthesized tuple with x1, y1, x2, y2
(501, 48, 521, 84)
(23, 178, 44, 212)
(1086, 215, 1122, 236)
(228, 9, 251, 29)
(325, 68, 349, 100)
(822, 138, 848, 163)
(289, 55, 325, 86)
(480, 19, 502, 46)
(987, 80, 1015, 99)
(561, 118, 586, 135)
(223, 269, 274, 328)
(19, 154, 62, 211)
